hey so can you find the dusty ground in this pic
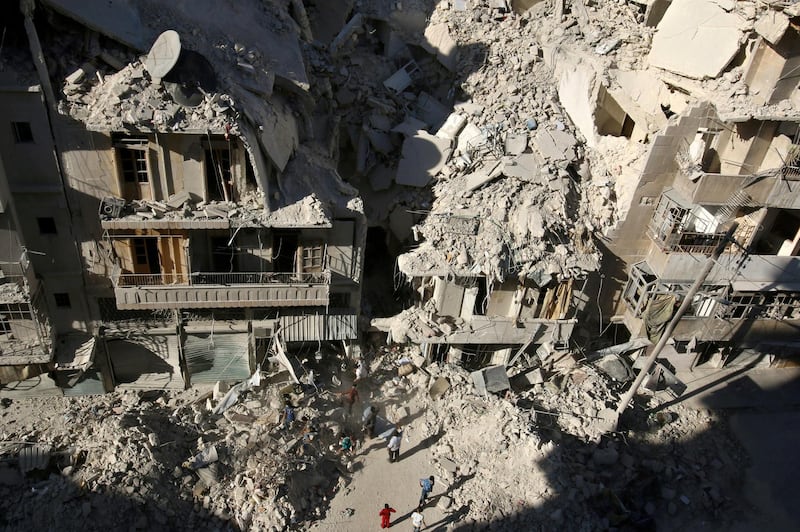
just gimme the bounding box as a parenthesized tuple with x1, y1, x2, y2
(0, 347, 775, 531)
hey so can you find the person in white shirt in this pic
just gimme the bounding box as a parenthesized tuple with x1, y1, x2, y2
(411, 510, 425, 532)
(387, 430, 402, 462)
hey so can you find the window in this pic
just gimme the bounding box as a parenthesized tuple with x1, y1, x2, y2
(37, 217, 57, 234)
(120, 148, 149, 183)
(301, 242, 324, 272)
(12, 122, 33, 143)
(54, 293, 71, 308)
(133, 239, 148, 265)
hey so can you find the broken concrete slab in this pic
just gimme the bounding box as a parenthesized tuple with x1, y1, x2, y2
(501, 153, 541, 182)
(471, 365, 510, 395)
(412, 92, 450, 131)
(647, 0, 743, 79)
(592, 354, 634, 382)
(166, 191, 192, 209)
(463, 160, 503, 192)
(369, 112, 393, 132)
(41, 0, 154, 51)
(437, 495, 453, 510)
(533, 129, 577, 161)
(439, 456, 458, 474)
(383, 61, 420, 92)
(436, 113, 468, 140)
(422, 23, 458, 71)
(505, 132, 528, 155)
(455, 123, 484, 155)
(329, 13, 364, 56)
(754, 10, 790, 45)
(392, 116, 428, 137)
(365, 128, 394, 154)
(429, 377, 451, 400)
(395, 131, 452, 187)
(513, 206, 545, 239)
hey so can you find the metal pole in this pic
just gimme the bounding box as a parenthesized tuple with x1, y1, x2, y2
(613, 223, 739, 430)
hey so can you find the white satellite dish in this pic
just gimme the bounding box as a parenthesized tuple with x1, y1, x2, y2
(145, 30, 181, 85)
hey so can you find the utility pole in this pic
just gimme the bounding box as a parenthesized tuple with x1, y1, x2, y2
(612, 223, 739, 431)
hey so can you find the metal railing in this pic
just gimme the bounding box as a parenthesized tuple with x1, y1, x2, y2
(114, 270, 330, 288)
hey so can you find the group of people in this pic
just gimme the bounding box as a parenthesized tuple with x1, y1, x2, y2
(378, 476, 436, 529)
(282, 355, 440, 529)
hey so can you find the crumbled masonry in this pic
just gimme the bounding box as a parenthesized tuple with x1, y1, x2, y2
(1, 0, 799, 530)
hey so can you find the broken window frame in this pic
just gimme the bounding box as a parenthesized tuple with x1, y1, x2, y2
(624, 262, 652, 317)
(718, 291, 800, 320)
(300, 241, 325, 273)
(647, 191, 738, 253)
(114, 136, 152, 201)
(116, 139, 150, 184)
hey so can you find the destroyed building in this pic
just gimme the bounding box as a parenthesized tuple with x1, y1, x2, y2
(2, 1, 799, 530)
(2, 0, 800, 396)
(583, 0, 800, 370)
(0, 0, 366, 393)
(373, 114, 601, 367)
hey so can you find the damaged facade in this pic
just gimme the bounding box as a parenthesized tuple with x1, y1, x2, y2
(2, 0, 800, 395)
(0, 0, 366, 393)
(584, 0, 800, 370)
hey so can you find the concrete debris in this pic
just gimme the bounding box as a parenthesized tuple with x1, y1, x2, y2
(436, 113, 468, 141)
(383, 61, 420, 92)
(330, 14, 364, 57)
(648, 0, 744, 79)
(395, 131, 452, 187)
(754, 10, 790, 45)
(533, 128, 577, 161)
(471, 365, 511, 395)
(422, 23, 458, 72)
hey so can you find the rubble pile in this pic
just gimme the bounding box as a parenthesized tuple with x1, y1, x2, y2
(0, 379, 359, 531)
(60, 61, 237, 133)
(393, 357, 749, 531)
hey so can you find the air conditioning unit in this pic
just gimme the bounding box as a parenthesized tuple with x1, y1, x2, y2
(99, 196, 126, 218)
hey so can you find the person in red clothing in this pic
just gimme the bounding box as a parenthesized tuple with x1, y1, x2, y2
(378, 503, 396, 528)
(340, 385, 360, 414)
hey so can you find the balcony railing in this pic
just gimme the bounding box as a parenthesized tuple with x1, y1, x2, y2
(114, 270, 330, 288)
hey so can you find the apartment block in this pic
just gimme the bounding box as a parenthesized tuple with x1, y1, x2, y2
(608, 105, 800, 368)
(0, 1, 365, 394)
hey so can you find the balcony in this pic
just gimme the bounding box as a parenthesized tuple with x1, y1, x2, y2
(0, 260, 54, 365)
(673, 172, 774, 206)
(674, 144, 800, 209)
(111, 270, 331, 310)
(647, 188, 756, 256)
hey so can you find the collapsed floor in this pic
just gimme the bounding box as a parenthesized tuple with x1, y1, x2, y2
(0, 346, 752, 531)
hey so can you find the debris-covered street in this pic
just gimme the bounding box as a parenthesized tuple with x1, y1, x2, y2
(2, 0, 800, 530)
(0, 347, 765, 531)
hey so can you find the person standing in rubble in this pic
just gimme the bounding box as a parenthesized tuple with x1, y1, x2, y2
(378, 503, 396, 529)
(354, 358, 369, 383)
(387, 429, 402, 462)
(362, 405, 378, 438)
(339, 434, 353, 454)
(281, 401, 295, 431)
(340, 385, 360, 415)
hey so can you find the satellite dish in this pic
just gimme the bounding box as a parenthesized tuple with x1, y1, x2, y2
(145, 30, 181, 85)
